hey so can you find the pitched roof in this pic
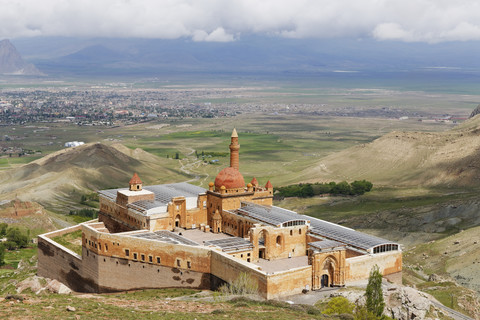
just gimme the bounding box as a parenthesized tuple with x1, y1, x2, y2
(129, 173, 142, 185)
(265, 180, 273, 189)
(250, 177, 258, 186)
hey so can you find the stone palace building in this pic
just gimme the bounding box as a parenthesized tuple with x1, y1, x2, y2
(38, 129, 402, 299)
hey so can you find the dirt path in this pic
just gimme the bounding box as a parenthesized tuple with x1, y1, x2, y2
(178, 147, 207, 183)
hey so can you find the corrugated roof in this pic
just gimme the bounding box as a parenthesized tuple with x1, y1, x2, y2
(204, 237, 253, 253)
(309, 240, 345, 250)
(235, 202, 396, 251)
(99, 182, 206, 215)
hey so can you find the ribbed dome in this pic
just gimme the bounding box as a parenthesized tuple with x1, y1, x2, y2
(214, 167, 245, 189)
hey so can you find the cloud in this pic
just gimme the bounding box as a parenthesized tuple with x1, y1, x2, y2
(192, 28, 235, 42)
(1, 0, 480, 43)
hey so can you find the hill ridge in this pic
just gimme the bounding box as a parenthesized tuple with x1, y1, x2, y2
(302, 115, 480, 187)
(0, 142, 186, 210)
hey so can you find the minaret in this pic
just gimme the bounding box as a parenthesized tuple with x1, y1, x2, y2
(229, 128, 240, 170)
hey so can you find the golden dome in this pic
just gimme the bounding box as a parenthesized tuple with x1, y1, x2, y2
(214, 167, 245, 190)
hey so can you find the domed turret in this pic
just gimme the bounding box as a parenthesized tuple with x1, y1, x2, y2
(214, 167, 245, 190)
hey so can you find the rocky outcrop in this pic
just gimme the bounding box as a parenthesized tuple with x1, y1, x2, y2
(0, 39, 43, 75)
(16, 276, 72, 295)
(332, 281, 453, 320)
(469, 104, 480, 119)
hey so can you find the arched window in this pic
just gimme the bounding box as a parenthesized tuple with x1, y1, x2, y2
(276, 235, 282, 246)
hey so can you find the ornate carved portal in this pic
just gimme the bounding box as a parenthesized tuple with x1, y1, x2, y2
(311, 251, 346, 290)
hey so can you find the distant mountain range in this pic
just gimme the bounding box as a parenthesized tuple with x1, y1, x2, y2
(0, 39, 43, 75)
(8, 37, 480, 78)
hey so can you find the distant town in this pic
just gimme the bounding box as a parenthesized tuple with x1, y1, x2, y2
(0, 86, 467, 127)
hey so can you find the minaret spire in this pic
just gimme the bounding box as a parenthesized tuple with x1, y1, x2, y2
(229, 128, 240, 170)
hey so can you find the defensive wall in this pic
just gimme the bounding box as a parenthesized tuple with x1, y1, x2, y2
(210, 250, 312, 299)
(39, 220, 402, 297)
(345, 250, 402, 285)
(38, 221, 317, 298)
(37, 224, 92, 292)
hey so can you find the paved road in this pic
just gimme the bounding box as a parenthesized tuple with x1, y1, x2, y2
(431, 301, 474, 320)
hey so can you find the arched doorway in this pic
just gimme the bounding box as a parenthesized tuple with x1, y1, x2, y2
(322, 258, 336, 287)
(321, 274, 329, 288)
(175, 214, 181, 228)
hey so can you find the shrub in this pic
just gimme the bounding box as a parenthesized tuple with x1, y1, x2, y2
(0, 223, 8, 236)
(323, 296, 355, 315)
(0, 243, 5, 266)
(6, 227, 29, 248)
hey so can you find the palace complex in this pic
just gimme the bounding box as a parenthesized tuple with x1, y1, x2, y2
(38, 129, 402, 299)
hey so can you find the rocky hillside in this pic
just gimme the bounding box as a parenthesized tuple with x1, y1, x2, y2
(0, 143, 187, 208)
(0, 39, 42, 75)
(0, 199, 56, 234)
(301, 115, 480, 187)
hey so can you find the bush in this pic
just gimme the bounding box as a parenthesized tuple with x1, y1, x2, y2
(0, 243, 5, 266)
(354, 306, 378, 320)
(6, 227, 29, 248)
(323, 296, 355, 315)
(0, 223, 8, 236)
(3, 241, 18, 250)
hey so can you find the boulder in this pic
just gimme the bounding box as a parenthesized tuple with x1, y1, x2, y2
(16, 276, 43, 294)
(46, 279, 72, 294)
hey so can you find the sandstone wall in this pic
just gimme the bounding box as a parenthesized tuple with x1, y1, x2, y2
(265, 266, 312, 299)
(345, 251, 402, 284)
(210, 250, 312, 299)
(92, 250, 211, 292)
(210, 250, 268, 296)
(82, 224, 211, 273)
(37, 225, 98, 292)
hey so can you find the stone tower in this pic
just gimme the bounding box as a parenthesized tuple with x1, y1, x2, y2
(206, 129, 273, 234)
(230, 128, 240, 170)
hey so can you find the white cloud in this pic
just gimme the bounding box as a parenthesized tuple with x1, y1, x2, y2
(1, 0, 480, 43)
(192, 28, 235, 42)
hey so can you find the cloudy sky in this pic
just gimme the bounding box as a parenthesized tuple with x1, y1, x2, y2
(1, 0, 480, 43)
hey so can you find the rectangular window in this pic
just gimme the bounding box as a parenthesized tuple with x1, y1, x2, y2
(176, 259, 181, 267)
(149, 256, 153, 263)
(157, 257, 161, 264)
(187, 261, 191, 269)
(141, 254, 145, 261)
(125, 249, 130, 257)
(133, 253, 138, 260)
(105, 244, 108, 252)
